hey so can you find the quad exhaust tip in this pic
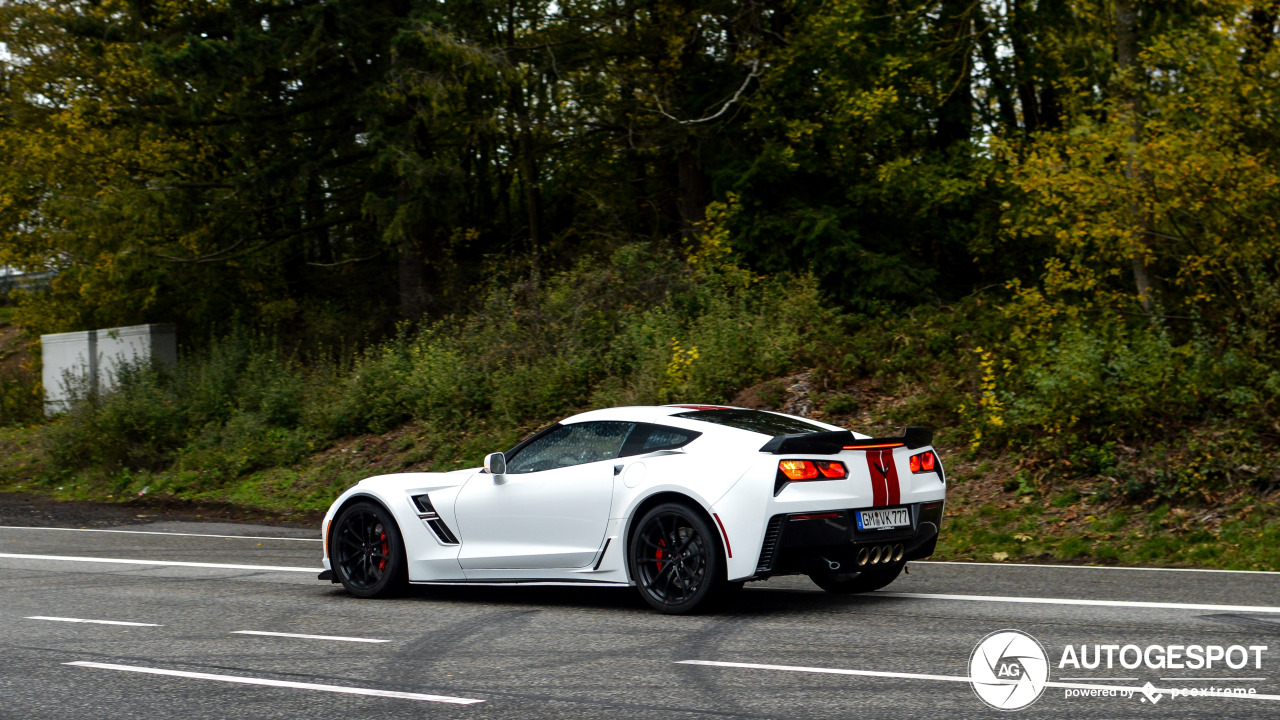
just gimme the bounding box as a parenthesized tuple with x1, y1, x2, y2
(855, 544, 905, 567)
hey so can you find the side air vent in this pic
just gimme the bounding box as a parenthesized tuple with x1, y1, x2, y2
(427, 518, 459, 545)
(755, 514, 786, 574)
(411, 494, 460, 545)
(411, 494, 437, 516)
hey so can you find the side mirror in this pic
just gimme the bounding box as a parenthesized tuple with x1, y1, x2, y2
(484, 452, 507, 482)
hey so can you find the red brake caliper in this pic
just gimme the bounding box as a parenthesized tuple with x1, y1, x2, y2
(378, 531, 388, 570)
(655, 538, 666, 573)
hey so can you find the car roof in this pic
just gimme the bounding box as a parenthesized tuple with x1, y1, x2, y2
(561, 405, 856, 437)
(560, 405, 709, 424)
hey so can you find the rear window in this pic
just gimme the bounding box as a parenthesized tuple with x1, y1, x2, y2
(620, 423, 701, 457)
(671, 409, 827, 436)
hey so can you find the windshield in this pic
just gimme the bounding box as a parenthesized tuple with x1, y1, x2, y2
(671, 409, 828, 436)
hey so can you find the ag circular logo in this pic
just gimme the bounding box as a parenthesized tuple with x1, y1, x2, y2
(969, 629, 1050, 711)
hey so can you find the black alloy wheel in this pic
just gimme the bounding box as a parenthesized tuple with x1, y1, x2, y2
(808, 560, 905, 595)
(331, 501, 407, 598)
(628, 502, 725, 614)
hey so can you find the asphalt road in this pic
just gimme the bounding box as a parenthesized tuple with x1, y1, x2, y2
(1, 521, 1278, 719)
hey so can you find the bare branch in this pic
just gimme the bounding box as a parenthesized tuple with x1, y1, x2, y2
(306, 251, 383, 267)
(654, 60, 761, 125)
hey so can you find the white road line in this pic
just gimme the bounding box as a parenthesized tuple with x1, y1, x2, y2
(0, 525, 319, 542)
(26, 616, 160, 627)
(873, 591, 1280, 614)
(0, 553, 316, 573)
(676, 660, 1280, 702)
(233, 630, 389, 644)
(65, 661, 482, 705)
(914, 560, 1280, 576)
(679, 659, 968, 684)
(1162, 671, 1269, 676)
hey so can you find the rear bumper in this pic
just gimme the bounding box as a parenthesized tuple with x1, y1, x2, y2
(753, 501, 942, 578)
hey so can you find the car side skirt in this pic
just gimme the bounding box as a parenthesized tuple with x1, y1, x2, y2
(410, 579, 630, 588)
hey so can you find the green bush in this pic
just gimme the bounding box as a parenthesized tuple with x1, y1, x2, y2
(0, 370, 42, 427)
(41, 243, 835, 488)
(988, 314, 1277, 451)
(35, 243, 1276, 508)
(45, 330, 310, 477)
(45, 365, 187, 471)
(303, 244, 835, 438)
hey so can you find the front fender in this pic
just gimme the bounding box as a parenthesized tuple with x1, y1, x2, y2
(322, 471, 475, 581)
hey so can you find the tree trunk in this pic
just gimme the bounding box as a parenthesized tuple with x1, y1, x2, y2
(975, 4, 1019, 134)
(307, 174, 332, 265)
(1033, 0, 1067, 129)
(1009, 0, 1040, 132)
(1037, 82, 1062, 130)
(398, 240, 430, 319)
(514, 87, 543, 281)
(933, 0, 973, 148)
(397, 181, 430, 320)
(282, 190, 306, 301)
(1244, 3, 1278, 66)
(676, 150, 710, 236)
(505, 0, 543, 281)
(1114, 0, 1156, 314)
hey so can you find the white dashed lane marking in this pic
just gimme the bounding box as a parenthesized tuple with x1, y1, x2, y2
(916, 560, 1280, 577)
(677, 660, 1280, 702)
(0, 525, 320, 542)
(26, 616, 160, 627)
(873, 591, 1280, 615)
(232, 630, 389, 643)
(65, 662, 484, 704)
(0, 552, 316, 573)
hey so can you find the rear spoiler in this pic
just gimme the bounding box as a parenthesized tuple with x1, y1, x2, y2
(759, 426, 933, 455)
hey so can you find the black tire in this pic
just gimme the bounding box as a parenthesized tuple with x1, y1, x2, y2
(809, 561, 904, 595)
(628, 502, 726, 614)
(330, 500, 407, 598)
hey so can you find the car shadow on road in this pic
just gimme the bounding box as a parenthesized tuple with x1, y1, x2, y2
(342, 581, 892, 616)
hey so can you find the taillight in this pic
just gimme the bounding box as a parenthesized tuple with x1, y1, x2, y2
(909, 451, 938, 474)
(778, 460, 846, 481)
(816, 461, 847, 478)
(779, 460, 819, 480)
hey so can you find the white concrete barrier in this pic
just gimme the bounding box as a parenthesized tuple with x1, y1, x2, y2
(40, 324, 176, 415)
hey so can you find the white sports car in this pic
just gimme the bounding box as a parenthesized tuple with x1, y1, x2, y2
(318, 405, 945, 613)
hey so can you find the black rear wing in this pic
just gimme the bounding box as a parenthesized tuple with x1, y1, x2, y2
(759, 426, 933, 455)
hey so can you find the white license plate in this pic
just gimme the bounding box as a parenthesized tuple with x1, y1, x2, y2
(857, 508, 910, 530)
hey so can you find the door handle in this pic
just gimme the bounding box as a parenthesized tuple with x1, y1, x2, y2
(614, 464, 624, 476)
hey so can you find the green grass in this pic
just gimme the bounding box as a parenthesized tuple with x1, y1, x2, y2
(936, 489, 1280, 571)
(6, 407, 1279, 572)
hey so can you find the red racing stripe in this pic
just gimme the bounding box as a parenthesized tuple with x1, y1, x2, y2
(864, 449, 902, 507)
(882, 448, 901, 506)
(865, 451, 887, 506)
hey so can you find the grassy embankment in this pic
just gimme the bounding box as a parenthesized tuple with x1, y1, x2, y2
(1, 246, 1277, 570)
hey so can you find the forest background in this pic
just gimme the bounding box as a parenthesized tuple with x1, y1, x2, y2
(2, 0, 1279, 569)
